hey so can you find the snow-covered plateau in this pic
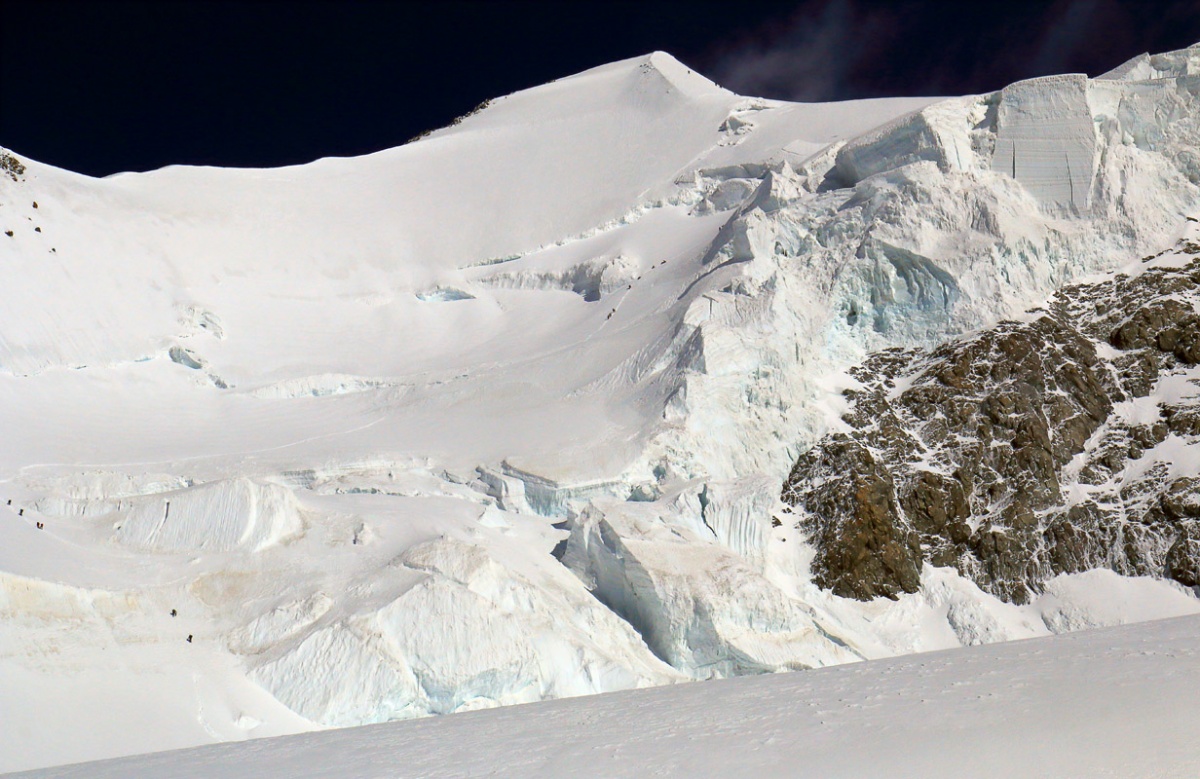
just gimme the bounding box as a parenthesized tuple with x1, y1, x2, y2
(2, 44, 1200, 773)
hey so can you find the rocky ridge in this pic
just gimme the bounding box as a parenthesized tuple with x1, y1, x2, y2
(783, 227, 1200, 603)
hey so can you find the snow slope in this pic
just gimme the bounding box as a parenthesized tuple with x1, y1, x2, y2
(2, 45, 1200, 771)
(13, 613, 1200, 779)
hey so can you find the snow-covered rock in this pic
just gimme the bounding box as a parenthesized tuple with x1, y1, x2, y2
(782, 229, 1200, 603)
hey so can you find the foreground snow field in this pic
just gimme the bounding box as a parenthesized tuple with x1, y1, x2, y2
(13, 613, 1200, 779)
(2, 43, 1200, 771)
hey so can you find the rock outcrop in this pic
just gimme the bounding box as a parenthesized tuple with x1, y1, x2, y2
(784, 239, 1200, 603)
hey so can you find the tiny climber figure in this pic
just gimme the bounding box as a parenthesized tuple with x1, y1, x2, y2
(186, 635, 193, 643)
(18, 509, 23, 516)
(170, 609, 177, 617)
(36, 521, 43, 529)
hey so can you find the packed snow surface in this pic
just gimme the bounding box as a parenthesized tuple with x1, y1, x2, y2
(2, 44, 1200, 771)
(13, 614, 1200, 779)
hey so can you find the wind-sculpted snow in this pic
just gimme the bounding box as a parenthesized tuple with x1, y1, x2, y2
(114, 479, 303, 553)
(2, 46, 1200, 771)
(27, 476, 303, 551)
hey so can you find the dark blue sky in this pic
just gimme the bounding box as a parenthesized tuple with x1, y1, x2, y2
(3, 0, 1199, 176)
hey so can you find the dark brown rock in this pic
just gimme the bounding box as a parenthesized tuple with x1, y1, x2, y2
(1161, 478, 1200, 519)
(784, 437, 922, 600)
(1165, 522, 1200, 587)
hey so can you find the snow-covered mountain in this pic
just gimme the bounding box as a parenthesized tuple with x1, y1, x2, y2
(1, 44, 1199, 772)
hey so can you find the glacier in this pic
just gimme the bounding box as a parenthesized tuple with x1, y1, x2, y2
(1, 44, 1200, 771)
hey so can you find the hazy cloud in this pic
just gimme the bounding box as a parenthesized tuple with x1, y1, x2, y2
(1027, 0, 1109, 75)
(707, 1, 899, 102)
(703, 0, 1200, 102)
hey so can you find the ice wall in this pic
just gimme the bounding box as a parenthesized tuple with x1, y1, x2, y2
(1097, 43, 1200, 81)
(829, 96, 982, 188)
(834, 112, 948, 184)
(991, 74, 1096, 213)
(563, 502, 859, 676)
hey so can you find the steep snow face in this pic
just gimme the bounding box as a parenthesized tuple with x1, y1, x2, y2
(0, 52, 733, 376)
(2, 47, 1200, 771)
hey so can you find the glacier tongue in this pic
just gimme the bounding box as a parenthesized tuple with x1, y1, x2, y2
(3, 45, 1200, 771)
